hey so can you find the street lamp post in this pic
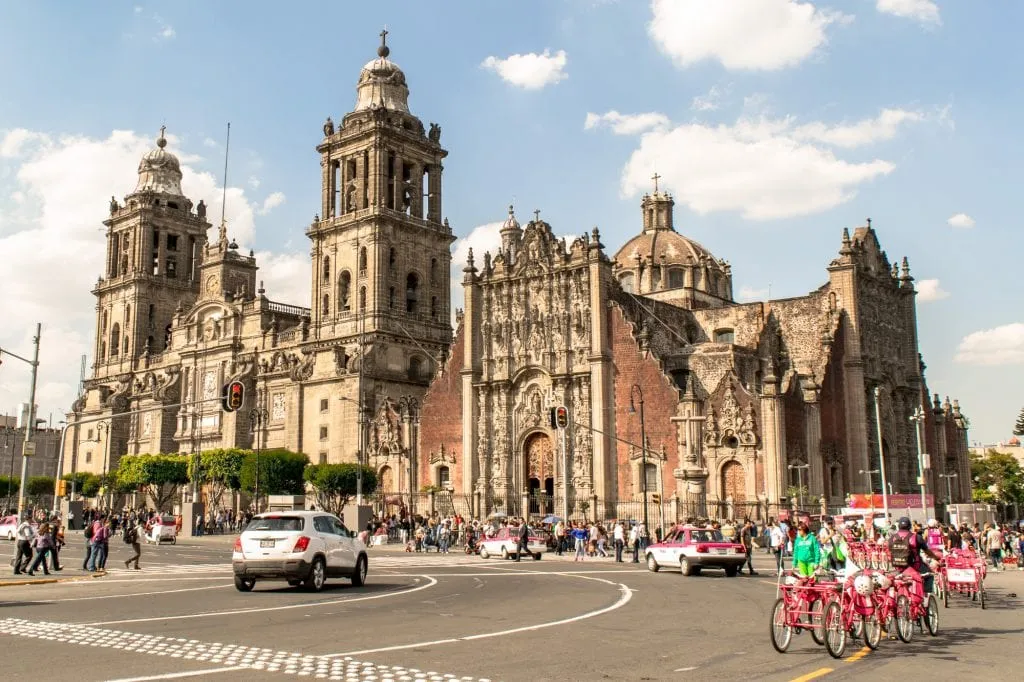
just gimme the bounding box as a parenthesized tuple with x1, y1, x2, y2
(249, 403, 268, 514)
(909, 404, 929, 519)
(938, 472, 957, 506)
(337, 394, 365, 506)
(788, 463, 810, 510)
(0, 323, 42, 518)
(872, 385, 891, 524)
(629, 385, 649, 536)
(96, 420, 111, 510)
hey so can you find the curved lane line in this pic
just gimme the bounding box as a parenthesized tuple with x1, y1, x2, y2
(83, 575, 438, 626)
(25, 583, 233, 603)
(322, 572, 634, 657)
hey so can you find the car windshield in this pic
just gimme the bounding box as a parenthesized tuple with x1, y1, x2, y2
(691, 530, 725, 543)
(246, 516, 304, 532)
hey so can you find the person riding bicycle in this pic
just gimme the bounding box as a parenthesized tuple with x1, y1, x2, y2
(792, 523, 822, 578)
(888, 516, 941, 595)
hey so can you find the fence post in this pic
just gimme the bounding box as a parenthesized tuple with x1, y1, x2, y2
(428, 489, 435, 514)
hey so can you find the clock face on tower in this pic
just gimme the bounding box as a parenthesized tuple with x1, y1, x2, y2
(205, 275, 220, 294)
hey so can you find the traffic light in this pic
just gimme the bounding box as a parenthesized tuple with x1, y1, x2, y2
(223, 380, 245, 412)
(56, 479, 67, 497)
(550, 405, 568, 429)
(651, 493, 661, 504)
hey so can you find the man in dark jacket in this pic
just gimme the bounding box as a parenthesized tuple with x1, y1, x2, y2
(514, 519, 531, 562)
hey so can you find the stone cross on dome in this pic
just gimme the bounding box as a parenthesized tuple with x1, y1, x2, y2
(378, 27, 390, 57)
(533, 209, 541, 222)
(652, 172, 661, 193)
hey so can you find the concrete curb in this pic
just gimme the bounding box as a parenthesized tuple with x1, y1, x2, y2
(0, 572, 106, 588)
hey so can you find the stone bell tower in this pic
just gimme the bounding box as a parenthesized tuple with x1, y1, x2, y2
(92, 128, 210, 379)
(306, 30, 455, 406)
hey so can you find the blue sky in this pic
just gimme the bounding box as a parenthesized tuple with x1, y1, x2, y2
(0, 1, 1021, 445)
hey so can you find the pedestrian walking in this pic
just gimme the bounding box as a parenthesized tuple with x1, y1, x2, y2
(769, 519, 786, 575)
(25, 523, 53, 576)
(123, 517, 145, 570)
(613, 520, 625, 563)
(13, 514, 35, 574)
(740, 519, 757, 575)
(629, 523, 640, 563)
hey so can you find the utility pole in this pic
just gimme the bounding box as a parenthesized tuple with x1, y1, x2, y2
(1, 323, 43, 518)
(873, 386, 890, 524)
(909, 404, 929, 520)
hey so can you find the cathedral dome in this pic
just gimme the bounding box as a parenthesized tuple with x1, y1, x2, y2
(354, 33, 410, 114)
(134, 128, 184, 196)
(613, 228, 720, 272)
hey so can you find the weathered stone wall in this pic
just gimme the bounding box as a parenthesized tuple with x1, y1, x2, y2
(418, 322, 465, 491)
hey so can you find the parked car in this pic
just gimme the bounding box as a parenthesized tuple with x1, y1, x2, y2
(478, 525, 546, 560)
(1, 515, 22, 540)
(146, 514, 178, 544)
(232, 511, 368, 592)
(645, 525, 747, 576)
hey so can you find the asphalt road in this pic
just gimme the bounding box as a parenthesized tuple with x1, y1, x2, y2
(1, 537, 1021, 681)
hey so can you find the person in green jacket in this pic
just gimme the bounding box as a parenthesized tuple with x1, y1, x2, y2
(792, 523, 822, 578)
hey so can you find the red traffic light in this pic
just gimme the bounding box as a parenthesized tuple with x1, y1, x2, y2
(223, 380, 245, 412)
(554, 406, 569, 429)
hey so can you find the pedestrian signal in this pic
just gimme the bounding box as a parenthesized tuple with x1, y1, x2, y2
(223, 380, 245, 412)
(651, 493, 661, 504)
(56, 479, 67, 497)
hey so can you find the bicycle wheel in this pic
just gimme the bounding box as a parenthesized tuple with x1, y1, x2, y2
(770, 598, 793, 653)
(823, 601, 847, 659)
(850, 614, 864, 640)
(925, 595, 939, 636)
(810, 597, 827, 646)
(863, 614, 882, 650)
(895, 595, 913, 643)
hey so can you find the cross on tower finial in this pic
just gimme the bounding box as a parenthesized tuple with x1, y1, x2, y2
(380, 26, 388, 45)
(159, 124, 166, 139)
(652, 172, 661, 193)
(533, 209, 541, 222)
(377, 26, 390, 58)
(866, 217, 872, 228)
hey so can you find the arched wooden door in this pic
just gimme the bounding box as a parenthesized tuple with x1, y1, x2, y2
(379, 465, 394, 492)
(721, 461, 746, 503)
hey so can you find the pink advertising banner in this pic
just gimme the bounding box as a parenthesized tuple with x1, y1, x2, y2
(847, 493, 935, 509)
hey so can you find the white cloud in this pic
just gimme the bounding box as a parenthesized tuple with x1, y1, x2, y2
(603, 109, 914, 219)
(916, 278, 949, 302)
(256, 251, 311, 307)
(584, 111, 670, 135)
(791, 108, 925, 148)
(737, 286, 769, 301)
(955, 323, 1024, 366)
(258, 191, 286, 215)
(481, 49, 568, 89)
(691, 85, 729, 112)
(450, 221, 504, 321)
(0, 127, 267, 421)
(648, 0, 852, 71)
(947, 212, 975, 229)
(134, 6, 143, 14)
(154, 16, 175, 41)
(876, 0, 941, 26)
(202, 137, 218, 148)
(248, 176, 260, 189)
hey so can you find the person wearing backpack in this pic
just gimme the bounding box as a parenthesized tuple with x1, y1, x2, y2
(888, 516, 941, 594)
(123, 517, 145, 570)
(81, 516, 96, 570)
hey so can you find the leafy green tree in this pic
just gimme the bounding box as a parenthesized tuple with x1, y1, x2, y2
(27, 476, 55, 498)
(116, 454, 189, 511)
(61, 472, 91, 493)
(188, 448, 248, 509)
(0, 475, 20, 500)
(1014, 407, 1024, 437)
(239, 449, 308, 509)
(970, 450, 1024, 505)
(303, 463, 377, 515)
(80, 473, 103, 498)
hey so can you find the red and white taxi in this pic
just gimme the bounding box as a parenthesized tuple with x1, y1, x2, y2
(645, 525, 747, 576)
(478, 525, 547, 560)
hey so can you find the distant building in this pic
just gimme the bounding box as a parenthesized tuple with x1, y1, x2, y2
(969, 437, 1024, 468)
(0, 419, 63, 511)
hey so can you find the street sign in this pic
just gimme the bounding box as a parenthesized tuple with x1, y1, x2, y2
(922, 453, 931, 469)
(23, 442, 35, 456)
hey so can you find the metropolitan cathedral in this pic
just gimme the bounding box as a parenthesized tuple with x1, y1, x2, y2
(68, 36, 972, 519)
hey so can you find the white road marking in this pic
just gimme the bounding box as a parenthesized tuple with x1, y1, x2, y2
(675, 666, 699, 672)
(24, 583, 233, 603)
(104, 666, 247, 681)
(84, 575, 438, 626)
(0, 618, 480, 680)
(323, 573, 634, 657)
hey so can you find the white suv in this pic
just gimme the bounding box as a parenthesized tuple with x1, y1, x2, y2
(232, 511, 368, 592)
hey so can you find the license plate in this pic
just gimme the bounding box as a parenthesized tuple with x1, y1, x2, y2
(260, 539, 275, 548)
(716, 548, 727, 555)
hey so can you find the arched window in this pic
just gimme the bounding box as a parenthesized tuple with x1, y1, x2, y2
(125, 305, 131, 326)
(101, 310, 108, 332)
(409, 356, 423, 380)
(430, 258, 438, 284)
(322, 294, 330, 316)
(388, 286, 396, 309)
(430, 296, 438, 320)
(619, 273, 635, 293)
(714, 328, 735, 344)
(359, 247, 367, 274)
(322, 256, 330, 283)
(668, 268, 685, 288)
(100, 341, 106, 360)
(359, 286, 366, 312)
(109, 323, 121, 356)
(338, 271, 351, 311)
(148, 304, 155, 327)
(643, 462, 657, 492)
(437, 465, 451, 488)
(406, 273, 419, 313)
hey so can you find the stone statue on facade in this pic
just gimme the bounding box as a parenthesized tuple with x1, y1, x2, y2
(428, 122, 441, 143)
(109, 196, 119, 214)
(197, 199, 207, 219)
(323, 117, 335, 136)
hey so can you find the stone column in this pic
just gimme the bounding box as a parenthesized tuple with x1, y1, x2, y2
(672, 400, 708, 518)
(461, 251, 481, 498)
(321, 157, 330, 219)
(587, 233, 614, 507)
(760, 374, 786, 505)
(428, 165, 443, 223)
(803, 380, 824, 499)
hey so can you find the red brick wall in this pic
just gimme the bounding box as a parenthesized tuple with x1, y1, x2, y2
(609, 305, 682, 499)
(418, 323, 465, 490)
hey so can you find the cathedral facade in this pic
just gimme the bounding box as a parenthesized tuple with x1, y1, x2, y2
(67, 37, 971, 520)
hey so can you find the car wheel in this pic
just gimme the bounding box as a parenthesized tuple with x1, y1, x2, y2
(501, 547, 510, 560)
(646, 554, 660, 572)
(680, 557, 693, 576)
(725, 565, 739, 577)
(479, 547, 490, 559)
(351, 555, 368, 587)
(234, 575, 255, 592)
(304, 557, 326, 592)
